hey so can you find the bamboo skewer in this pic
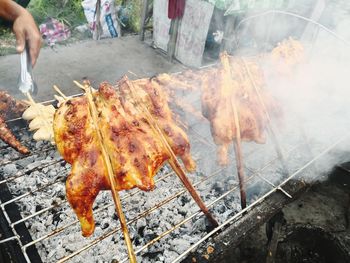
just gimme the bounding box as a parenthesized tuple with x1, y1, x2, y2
(53, 85, 69, 100)
(232, 127, 246, 208)
(25, 92, 36, 105)
(231, 113, 246, 209)
(239, 58, 289, 175)
(73, 81, 137, 263)
(220, 53, 247, 209)
(126, 80, 218, 227)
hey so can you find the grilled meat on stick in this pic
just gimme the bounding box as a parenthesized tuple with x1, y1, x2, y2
(53, 77, 199, 237)
(0, 91, 28, 119)
(201, 53, 281, 165)
(201, 53, 280, 208)
(0, 91, 29, 154)
(0, 116, 29, 154)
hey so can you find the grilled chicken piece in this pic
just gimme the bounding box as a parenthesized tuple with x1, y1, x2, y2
(270, 37, 304, 75)
(0, 90, 28, 120)
(0, 115, 29, 154)
(53, 77, 195, 236)
(154, 69, 215, 91)
(0, 91, 29, 154)
(201, 54, 281, 165)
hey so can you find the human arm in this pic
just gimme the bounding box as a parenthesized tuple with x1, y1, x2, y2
(0, 0, 41, 66)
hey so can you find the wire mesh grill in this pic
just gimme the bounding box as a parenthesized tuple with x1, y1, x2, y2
(1, 106, 348, 263)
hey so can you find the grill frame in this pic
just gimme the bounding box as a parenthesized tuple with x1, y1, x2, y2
(0, 113, 298, 260)
(1, 113, 342, 262)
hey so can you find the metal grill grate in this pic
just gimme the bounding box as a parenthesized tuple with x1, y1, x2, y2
(1, 105, 348, 263)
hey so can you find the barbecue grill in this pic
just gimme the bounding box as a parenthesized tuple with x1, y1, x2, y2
(1, 91, 349, 263)
(1, 10, 350, 263)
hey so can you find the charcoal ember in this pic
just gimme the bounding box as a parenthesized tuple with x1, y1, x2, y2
(65, 241, 82, 252)
(2, 163, 17, 174)
(21, 133, 30, 141)
(48, 170, 57, 177)
(177, 205, 187, 217)
(178, 195, 191, 206)
(163, 250, 179, 261)
(26, 161, 44, 170)
(159, 220, 172, 230)
(55, 248, 66, 260)
(2, 153, 11, 160)
(169, 238, 191, 253)
(47, 249, 56, 259)
(147, 215, 160, 228)
(50, 150, 61, 159)
(143, 227, 158, 242)
(228, 179, 235, 185)
(136, 217, 147, 232)
(191, 217, 207, 233)
(214, 203, 227, 214)
(35, 141, 45, 148)
(212, 181, 225, 192)
(100, 218, 110, 229)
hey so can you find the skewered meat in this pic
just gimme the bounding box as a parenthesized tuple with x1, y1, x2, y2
(201, 53, 281, 165)
(22, 103, 56, 142)
(0, 90, 28, 120)
(270, 37, 304, 75)
(154, 68, 215, 91)
(53, 76, 196, 236)
(0, 91, 29, 154)
(0, 116, 29, 154)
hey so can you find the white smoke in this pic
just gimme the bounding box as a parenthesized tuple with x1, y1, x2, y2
(235, 2, 350, 181)
(182, 1, 350, 185)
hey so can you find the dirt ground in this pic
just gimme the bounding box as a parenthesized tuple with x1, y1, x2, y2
(0, 36, 184, 101)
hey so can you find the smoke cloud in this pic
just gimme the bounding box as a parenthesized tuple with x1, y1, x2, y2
(233, 1, 350, 182)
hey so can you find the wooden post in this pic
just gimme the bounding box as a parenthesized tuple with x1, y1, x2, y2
(221, 15, 237, 54)
(167, 18, 180, 62)
(140, 0, 150, 41)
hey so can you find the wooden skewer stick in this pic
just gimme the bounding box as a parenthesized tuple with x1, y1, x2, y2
(239, 58, 289, 175)
(53, 85, 69, 100)
(220, 53, 247, 209)
(231, 96, 246, 208)
(25, 92, 36, 105)
(233, 130, 247, 209)
(73, 80, 137, 263)
(128, 70, 139, 78)
(126, 79, 218, 227)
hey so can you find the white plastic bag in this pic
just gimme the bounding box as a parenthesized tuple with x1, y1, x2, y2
(82, 0, 121, 39)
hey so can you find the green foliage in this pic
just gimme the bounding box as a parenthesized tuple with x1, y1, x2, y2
(118, 0, 142, 33)
(28, 0, 85, 27)
(128, 0, 142, 33)
(0, 27, 16, 56)
(28, 0, 143, 32)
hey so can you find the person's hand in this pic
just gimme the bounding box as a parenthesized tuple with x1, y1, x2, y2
(12, 9, 41, 66)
